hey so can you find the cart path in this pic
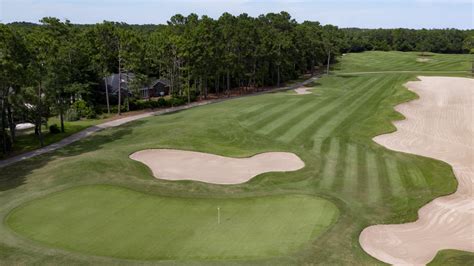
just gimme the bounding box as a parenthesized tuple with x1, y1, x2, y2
(0, 76, 318, 168)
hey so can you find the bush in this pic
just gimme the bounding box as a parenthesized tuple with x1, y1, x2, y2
(49, 124, 61, 134)
(68, 100, 96, 120)
(168, 96, 187, 107)
(100, 96, 191, 113)
(156, 98, 168, 107)
(129, 99, 153, 111)
(66, 108, 79, 121)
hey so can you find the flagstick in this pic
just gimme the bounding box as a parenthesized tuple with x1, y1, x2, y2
(217, 207, 220, 225)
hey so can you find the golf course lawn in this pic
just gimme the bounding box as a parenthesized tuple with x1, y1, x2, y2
(0, 51, 473, 264)
(7, 185, 338, 260)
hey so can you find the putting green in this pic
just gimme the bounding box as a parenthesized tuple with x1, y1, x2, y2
(6, 185, 339, 260)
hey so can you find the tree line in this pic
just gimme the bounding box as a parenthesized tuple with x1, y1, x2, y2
(343, 28, 473, 54)
(1, 12, 344, 155)
(1, 12, 472, 156)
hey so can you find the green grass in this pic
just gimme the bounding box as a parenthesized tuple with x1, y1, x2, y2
(0, 51, 472, 264)
(7, 185, 338, 260)
(6, 117, 109, 158)
(336, 51, 473, 73)
(429, 250, 474, 266)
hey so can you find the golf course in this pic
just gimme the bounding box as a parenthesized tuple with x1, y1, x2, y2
(0, 51, 473, 265)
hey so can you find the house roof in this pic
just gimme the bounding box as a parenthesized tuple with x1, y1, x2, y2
(105, 73, 135, 94)
(149, 78, 170, 88)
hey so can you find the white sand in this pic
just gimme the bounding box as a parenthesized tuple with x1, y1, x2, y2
(130, 149, 305, 185)
(360, 76, 474, 265)
(294, 87, 312, 95)
(416, 58, 431, 63)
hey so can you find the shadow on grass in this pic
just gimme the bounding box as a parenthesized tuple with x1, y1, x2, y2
(0, 121, 142, 192)
(304, 81, 321, 87)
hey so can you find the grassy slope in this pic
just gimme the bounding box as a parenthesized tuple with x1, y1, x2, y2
(0, 51, 472, 264)
(7, 185, 338, 260)
(5, 117, 108, 158)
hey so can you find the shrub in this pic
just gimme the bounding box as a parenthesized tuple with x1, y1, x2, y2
(156, 98, 168, 107)
(168, 96, 187, 107)
(49, 124, 61, 134)
(68, 100, 96, 120)
(66, 108, 79, 121)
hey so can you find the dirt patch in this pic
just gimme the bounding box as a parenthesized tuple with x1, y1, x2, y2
(294, 87, 312, 95)
(416, 58, 431, 62)
(360, 76, 474, 264)
(130, 149, 305, 185)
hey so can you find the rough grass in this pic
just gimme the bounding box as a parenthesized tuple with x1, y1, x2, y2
(429, 250, 474, 266)
(0, 51, 472, 265)
(5, 117, 108, 158)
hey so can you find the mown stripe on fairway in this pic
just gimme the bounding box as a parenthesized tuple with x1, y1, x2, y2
(238, 102, 272, 116)
(327, 74, 402, 136)
(254, 97, 319, 135)
(276, 76, 381, 144)
(245, 98, 307, 129)
(318, 138, 340, 189)
(366, 151, 382, 204)
(407, 166, 429, 188)
(342, 143, 358, 197)
(331, 141, 348, 192)
(384, 157, 408, 199)
(239, 101, 290, 125)
(311, 75, 398, 143)
(356, 145, 369, 202)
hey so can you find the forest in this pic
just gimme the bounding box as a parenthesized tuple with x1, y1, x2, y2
(0, 11, 473, 155)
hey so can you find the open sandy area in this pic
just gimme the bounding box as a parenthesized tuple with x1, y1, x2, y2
(130, 149, 305, 184)
(294, 87, 312, 94)
(360, 76, 474, 265)
(416, 57, 431, 62)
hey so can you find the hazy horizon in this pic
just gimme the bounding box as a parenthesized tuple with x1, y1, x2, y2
(1, 0, 473, 29)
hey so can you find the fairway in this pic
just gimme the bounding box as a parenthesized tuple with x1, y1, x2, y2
(1, 51, 473, 265)
(7, 185, 338, 260)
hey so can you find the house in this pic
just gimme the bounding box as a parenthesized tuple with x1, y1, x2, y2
(103, 73, 170, 99)
(139, 79, 170, 99)
(104, 73, 134, 96)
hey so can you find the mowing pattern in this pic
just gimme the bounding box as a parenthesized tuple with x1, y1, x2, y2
(239, 74, 431, 205)
(0, 51, 468, 265)
(338, 51, 472, 73)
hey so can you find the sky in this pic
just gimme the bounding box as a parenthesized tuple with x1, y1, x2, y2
(0, 0, 472, 29)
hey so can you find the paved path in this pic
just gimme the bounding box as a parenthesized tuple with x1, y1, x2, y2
(0, 76, 318, 168)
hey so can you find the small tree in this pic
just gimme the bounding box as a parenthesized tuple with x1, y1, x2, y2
(416, 39, 432, 57)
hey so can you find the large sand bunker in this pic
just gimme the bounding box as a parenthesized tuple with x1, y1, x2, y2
(130, 149, 305, 184)
(360, 76, 474, 265)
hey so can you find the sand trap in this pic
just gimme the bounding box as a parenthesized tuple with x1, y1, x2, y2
(416, 58, 431, 62)
(360, 76, 474, 265)
(294, 87, 312, 95)
(130, 149, 305, 184)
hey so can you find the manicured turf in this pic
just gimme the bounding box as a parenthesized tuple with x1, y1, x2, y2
(0, 51, 472, 264)
(337, 51, 472, 73)
(7, 185, 338, 260)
